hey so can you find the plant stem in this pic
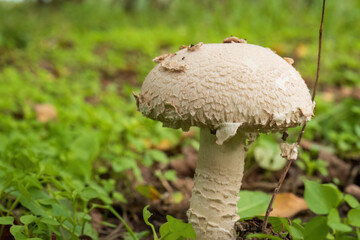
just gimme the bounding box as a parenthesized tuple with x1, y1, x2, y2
(262, 0, 326, 232)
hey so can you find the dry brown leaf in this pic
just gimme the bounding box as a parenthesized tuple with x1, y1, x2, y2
(345, 184, 360, 201)
(269, 193, 308, 218)
(35, 103, 57, 123)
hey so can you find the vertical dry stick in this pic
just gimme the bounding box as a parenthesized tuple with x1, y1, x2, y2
(262, 0, 326, 232)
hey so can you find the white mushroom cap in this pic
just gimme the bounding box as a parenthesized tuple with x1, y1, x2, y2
(136, 43, 313, 136)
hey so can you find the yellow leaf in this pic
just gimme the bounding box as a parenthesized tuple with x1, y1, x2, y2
(295, 43, 308, 58)
(269, 193, 308, 218)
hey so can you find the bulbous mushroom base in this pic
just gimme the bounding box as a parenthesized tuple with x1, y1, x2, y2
(187, 128, 247, 240)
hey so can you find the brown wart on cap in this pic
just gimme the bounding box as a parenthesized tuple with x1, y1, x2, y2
(223, 36, 247, 44)
(179, 45, 187, 50)
(132, 91, 140, 108)
(153, 53, 169, 63)
(160, 58, 186, 72)
(284, 57, 295, 65)
(135, 42, 313, 240)
(187, 42, 203, 51)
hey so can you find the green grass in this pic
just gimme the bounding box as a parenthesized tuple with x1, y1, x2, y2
(0, 0, 359, 239)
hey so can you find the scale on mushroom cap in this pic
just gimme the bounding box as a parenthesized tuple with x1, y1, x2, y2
(134, 36, 314, 240)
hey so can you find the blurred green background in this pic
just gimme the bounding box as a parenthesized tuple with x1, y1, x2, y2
(0, 0, 359, 239)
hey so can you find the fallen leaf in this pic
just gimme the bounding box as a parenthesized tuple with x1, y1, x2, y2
(269, 193, 308, 218)
(35, 104, 57, 123)
(136, 185, 161, 200)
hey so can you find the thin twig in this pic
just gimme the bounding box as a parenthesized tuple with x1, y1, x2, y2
(262, 0, 326, 232)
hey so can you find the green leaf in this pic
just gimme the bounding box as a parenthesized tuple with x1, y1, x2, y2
(288, 224, 304, 240)
(18, 182, 31, 201)
(79, 187, 100, 202)
(246, 233, 282, 239)
(253, 135, 286, 171)
(143, 205, 158, 240)
(159, 215, 196, 240)
(10, 225, 26, 239)
(124, 231, 149, 240)
(348, 209, 360, 227)
(303, 216, 329, 240)
(163, 170, 177, 181)
(237, 191, 270, 218)
(136, 185, 160, 200)
(327, 208, 352, 232)
(0, 216, 14, 225)
(304, 180, 342, 214)
(267, 217, 286, 233)
(40, 217, 60, 226)
(148, 150, 168, 164)
(20, 215, 37, 225)
(344, 194, 360, 208)
(18, 196, 48, 217)
(113, 191, 128, 203)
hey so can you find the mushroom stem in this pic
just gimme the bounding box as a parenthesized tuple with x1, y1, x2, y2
(187, 128, 247, 240)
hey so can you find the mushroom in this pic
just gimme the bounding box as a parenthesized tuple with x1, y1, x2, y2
(135, 40, 313, 240)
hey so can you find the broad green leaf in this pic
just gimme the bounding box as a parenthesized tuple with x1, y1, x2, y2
(268, 217, 286, 233)
(148, 150, 168, 164)
(253, 135, 286, 171)
(18, 182, 31, 201)
(246, 233, 282, 239)
(348, 209, 360, 227)
(18, 196, 48, 217)
(163, 170, 177, 181)
(344, 194, 360, 208)
(288, 224, 304, 240)
(304, 180, 341, 214)
(79, 187, 100, 202)
(20, 215, 37, 225)
(159, 215, 195, 240)
(10, 225, 26, 239)
(238, 191, 270, 218)
(327, 208, 352, 232)
(40, 217, 60, 226)
(303, 216, 329, 240)
(113, 191, 128, 203)
(50, 203, 71, 218)
(0, 216, 14, 225)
